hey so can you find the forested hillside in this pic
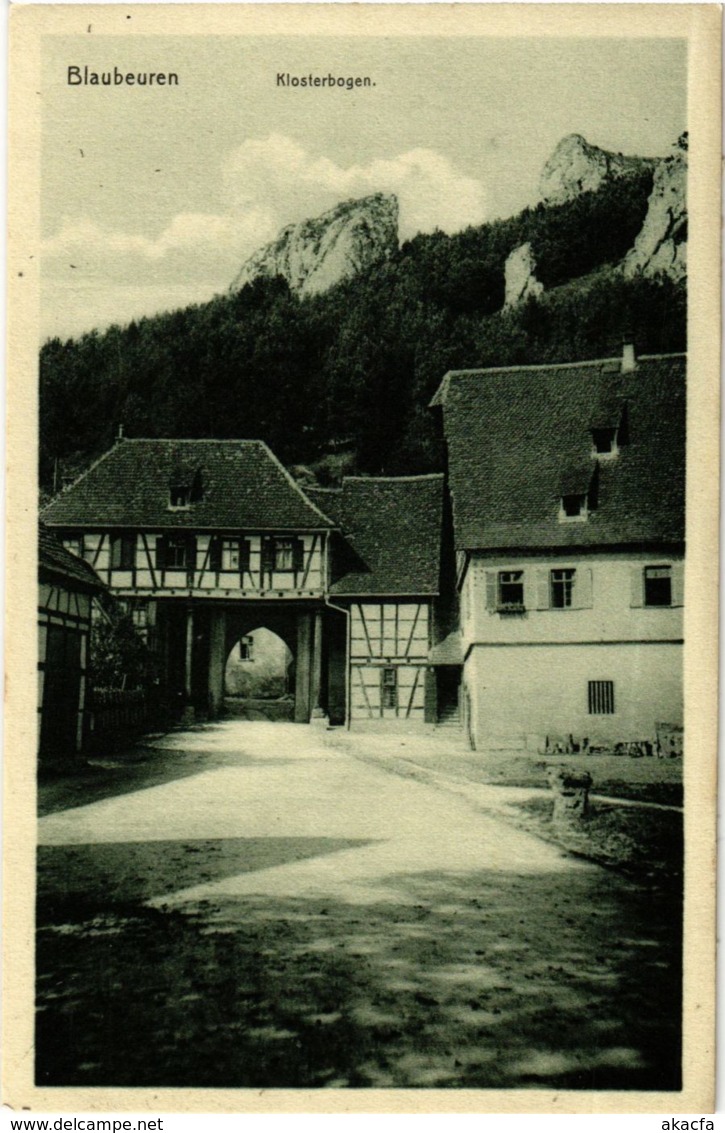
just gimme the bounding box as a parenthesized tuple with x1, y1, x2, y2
(40, 168, 685, 492)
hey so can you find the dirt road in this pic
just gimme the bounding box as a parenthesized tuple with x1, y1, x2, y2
(36, 721, 681, 1090)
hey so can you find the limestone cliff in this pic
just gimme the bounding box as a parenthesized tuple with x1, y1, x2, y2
(230, 193, 399, 298)
(623, 150, 687, 282)
(504, 243, 544, 307)
(540, 133, 656, 205)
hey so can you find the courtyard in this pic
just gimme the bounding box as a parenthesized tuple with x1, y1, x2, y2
(36, 721, 682, 1090)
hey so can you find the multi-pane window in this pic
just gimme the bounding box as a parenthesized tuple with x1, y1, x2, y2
(644, 565, 672, 607)
(239, 635, 254, 662)
(166, 536, 193, 570)
(551, 568, 576, 609)
(498, 570, 524, 611)
(381, 666, 398, 709)
(110, 532, 136, 570)
(222, 539, 241, 571)
(588, 680, 615, 715)
(131, 603, 148, 629)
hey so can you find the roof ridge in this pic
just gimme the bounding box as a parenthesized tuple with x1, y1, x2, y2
(257, 441, 337, 528)
(443, 352, 686, 379)
(114, 437, 262, 444)
(342, 473, 444, 484)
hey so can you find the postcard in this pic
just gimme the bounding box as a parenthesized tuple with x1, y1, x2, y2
(4, 2, 720, 1115)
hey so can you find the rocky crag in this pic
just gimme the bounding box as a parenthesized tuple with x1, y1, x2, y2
(230, 192, 399, 298)
(504, 242, 544, 308)
(539, 133, 657, 205)
(623, 148, 687, 282)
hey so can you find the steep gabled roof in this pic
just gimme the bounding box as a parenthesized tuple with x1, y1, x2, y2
(42, 440, 334, 531)
(38, 523, 104, 591)
(307, 476, 444, 596)
(433, 354, 685, 551)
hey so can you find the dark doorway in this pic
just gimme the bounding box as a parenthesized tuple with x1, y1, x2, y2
(40, 625, 82, 757)
(436, 665, 461, 727)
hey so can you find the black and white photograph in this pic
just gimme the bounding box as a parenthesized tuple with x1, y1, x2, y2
(4, 2, 719, 1114)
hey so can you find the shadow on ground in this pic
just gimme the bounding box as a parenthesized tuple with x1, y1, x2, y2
(38, 736, 295, 817)
(36, 866, 682, 1091)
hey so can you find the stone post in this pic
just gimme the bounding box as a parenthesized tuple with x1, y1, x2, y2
(294, 610, 312, 723)
(547, 766, 593, 823)
(207, 607, 226, 719)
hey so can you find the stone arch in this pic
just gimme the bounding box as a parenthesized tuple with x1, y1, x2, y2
(224, 626, 294, 701)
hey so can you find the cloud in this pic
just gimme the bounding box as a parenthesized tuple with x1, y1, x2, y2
(223, 134, 487, 238)
(41, 135, 487, 335)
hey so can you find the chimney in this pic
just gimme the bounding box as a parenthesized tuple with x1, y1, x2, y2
(117, 423, 125, 441)
(621, 341, 636, 373)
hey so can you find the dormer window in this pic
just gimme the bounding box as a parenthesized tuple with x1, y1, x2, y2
(591, 427, 619, 459)
(559, 493, 589, 522)
(169, 485, 191, 510)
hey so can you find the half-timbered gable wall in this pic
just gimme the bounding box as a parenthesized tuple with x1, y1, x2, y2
(349, 600, 430, 721)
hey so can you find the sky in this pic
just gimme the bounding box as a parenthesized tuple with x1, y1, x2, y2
(41, 35, 686, 341)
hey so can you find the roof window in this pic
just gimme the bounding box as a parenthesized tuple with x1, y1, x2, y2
(559, 493, 589, 522)
(591, 427, 619, 459)
(168, 465, 204, 511)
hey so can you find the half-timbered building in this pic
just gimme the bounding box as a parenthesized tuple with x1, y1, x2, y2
(42, 440, 336, 723)
(38, 522, 105, 760)
(308, 476, 452, 727)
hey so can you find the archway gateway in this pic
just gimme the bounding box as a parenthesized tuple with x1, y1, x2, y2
(153, 600, 332, 724)
(224, 627, 294, 721)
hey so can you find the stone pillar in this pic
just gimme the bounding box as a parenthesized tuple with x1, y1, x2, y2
(182, 607, 195, 723)
(294, 610, 312, 723)
(310, 609, 324, 719)
(207, 607, 226, 719)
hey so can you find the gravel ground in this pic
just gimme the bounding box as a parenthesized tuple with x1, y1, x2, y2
(36, 722, 682, 1091)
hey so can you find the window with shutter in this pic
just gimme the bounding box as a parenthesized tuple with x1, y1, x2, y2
(155, 536, 167, 570)
(497, 570, 525, 612)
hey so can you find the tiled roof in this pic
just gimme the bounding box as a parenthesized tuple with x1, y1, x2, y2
(38, 523, 104, 590)
(42, 440, 334, 531)
(433, 354, 685, 550)
(307, 476, 444, 596)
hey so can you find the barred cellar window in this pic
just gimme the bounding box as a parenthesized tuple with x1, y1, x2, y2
(588, 680, 615, 715)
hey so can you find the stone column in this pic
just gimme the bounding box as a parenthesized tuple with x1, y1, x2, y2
(182, 607, 195, 722)
(207, 607, 226, 719)
(294, 610, 312, 723)
(310, 609, 324, 719)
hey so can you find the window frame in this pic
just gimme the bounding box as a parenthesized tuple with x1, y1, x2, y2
(381, 666, 398, 709)
(643, 565, 673, 608)
(168, 485, 191, 511)
(559, 493, 589, 523)
(238, 635, 254, 662)
(165, 535, 193, 571)
(550, 568, 576, 609)
(498, 569, 525, 613)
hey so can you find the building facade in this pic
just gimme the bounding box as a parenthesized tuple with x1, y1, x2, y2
(432, 349, 685, 751)
(38, 522, 105, 759)
(42, 443, 449, 728)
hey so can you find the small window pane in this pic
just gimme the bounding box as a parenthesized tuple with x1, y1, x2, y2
(562, 494, 586, 518)
(239, 635, 253, 661)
